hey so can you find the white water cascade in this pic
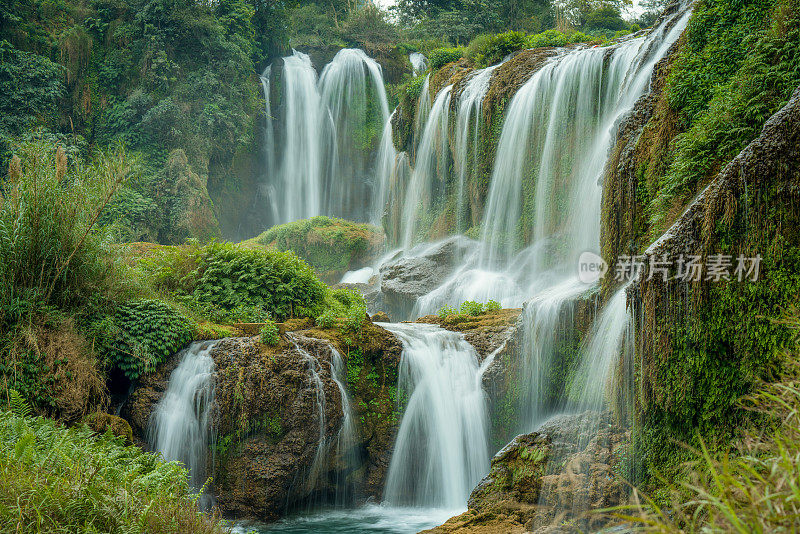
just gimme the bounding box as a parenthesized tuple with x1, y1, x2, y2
(148, 341, 217, 504)
(261, 48, 391, 226)
(409, 52, 428, 75)
(411, 5, 693, 316)
(454, 64, 501, 232)
(382, 323, 489, 508)
(401, 85, 453, 249)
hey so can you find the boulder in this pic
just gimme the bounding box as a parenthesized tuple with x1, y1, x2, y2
(379, 236, 476, 318)
(425, 412, 629, 534)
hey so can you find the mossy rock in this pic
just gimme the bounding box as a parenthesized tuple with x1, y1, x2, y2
(83, 412, 134, 444)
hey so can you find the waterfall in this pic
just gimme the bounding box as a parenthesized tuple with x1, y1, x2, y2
(320, 48, 391, 220)
(262, 48, 390, 226)
(148, 341, 217, 505)
(401, 85, 452, 249)
(454, 64, 500, 232)
(409, 52, 428, 75)
(413, 74, 432, 155)
(372, 110, 397, 225)
(270, 51, 328, 224)
(409, 4, 692, 315)
(382, 323, 488, 508)
(330, 346, 358, 505)
(258, 66, 279, 224)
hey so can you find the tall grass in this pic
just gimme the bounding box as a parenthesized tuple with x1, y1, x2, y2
(0, 141, 138, 327)
(614, 315, 800, 532)
(0, 409, 227, 533)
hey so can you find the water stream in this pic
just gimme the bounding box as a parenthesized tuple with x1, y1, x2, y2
(148, 341, 218, 507)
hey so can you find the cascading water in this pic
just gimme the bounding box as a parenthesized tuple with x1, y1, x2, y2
(382, 323, 489, 508)
(320, 48, 391, 220)
(401, 85, 452, 249)
(329, 346, 358, 506)
(408, 4, 693, 316)
(409, 52, 428, 75)
(454, 64, 500, 232)
(262, 48, 390, 226)
(268, 51, 327, 224)
(148, 341, 217, 506)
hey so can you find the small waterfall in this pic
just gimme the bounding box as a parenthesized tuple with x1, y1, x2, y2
(320, 48, 391, 220)
(287, 334, 360, 506)
(330, 346, 358, 505)
(148, 341, 217, 505)
(287, 336, 330, 489)
(409, 52, 428, 75)
(400, 85, 452, 249)
(271, 51, 328, 224)
(372, 110, 397, 225)
(454, 64, 500, 232)
(413, 74, 432, 155)
(382, 323, 488, 509)
(258, 66, 279, 224)
(262, 48, 390, 226)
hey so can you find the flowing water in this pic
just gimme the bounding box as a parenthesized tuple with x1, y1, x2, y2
(148, 341, 217, 506)
(409, 52, 428, 75)
(224, 5, 691, 530)
(261, 48, 390, 226)
(382, 323, 489, 508)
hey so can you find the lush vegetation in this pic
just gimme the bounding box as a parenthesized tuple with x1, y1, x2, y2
(249, 216, 384, 279)
(0, 406, 225, 533)
(620, 350, 800, 532)
(141, 240, 329, 322)
(437, 299, 502, 319)
(646, 0, 800, 233)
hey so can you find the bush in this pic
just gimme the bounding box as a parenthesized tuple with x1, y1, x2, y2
(527, 29, 572, 48)
(467, 31, 528, 67)
(0, 142, 137, 328)
(252, 216, 383, 275)
(94, 299, 196, 380)
(0, 411, 225, 533)
(316, 309, 336, 329)
(259, 319, 279, 346)
(459, 300, 485, 316)
(428, 47, 464, 70)
(141, 241, 328, 322)
(437, 304, 457, 319)
(485, 299, 501, 311)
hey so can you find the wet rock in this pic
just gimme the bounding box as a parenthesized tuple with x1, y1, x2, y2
(426, 412, 630, 534)
(379, 236, 476, 318)
(123, 320, 404, 521)
(371, 311, 390, 322)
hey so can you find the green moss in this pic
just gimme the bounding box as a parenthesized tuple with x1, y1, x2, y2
(650, 0, 800, 233)
(249, 216, 384, 277)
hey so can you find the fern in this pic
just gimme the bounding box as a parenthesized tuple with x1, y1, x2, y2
(7, 389, 32, 418)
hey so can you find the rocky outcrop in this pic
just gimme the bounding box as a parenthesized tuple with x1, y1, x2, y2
(123, 320, 403, 521)
(378, 236, 476, 319)
(624, 85, 800, 462)
(424, 412, 629, 534)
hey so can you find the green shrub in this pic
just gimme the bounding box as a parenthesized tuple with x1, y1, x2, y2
(260, 319, 280, 346)
(459, 300, 485, 316)
(485, 299, 501, 312)
(142, 241, 328, 322)
(651, 0, 800, 231)
(467, 31, 528, 67)
(437, 304, 457, 319)
(94, 299, 196, 380)
(344, 299, 367, 333)
(527, 29, 571, 48)
(251, 216, 383, 275)
(428, 47, 464, 70)
(0, 411, 225, 533)
(316, 309, 336, 329)
(0, 142, 138, 328)
(405, 75, 428, 102)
